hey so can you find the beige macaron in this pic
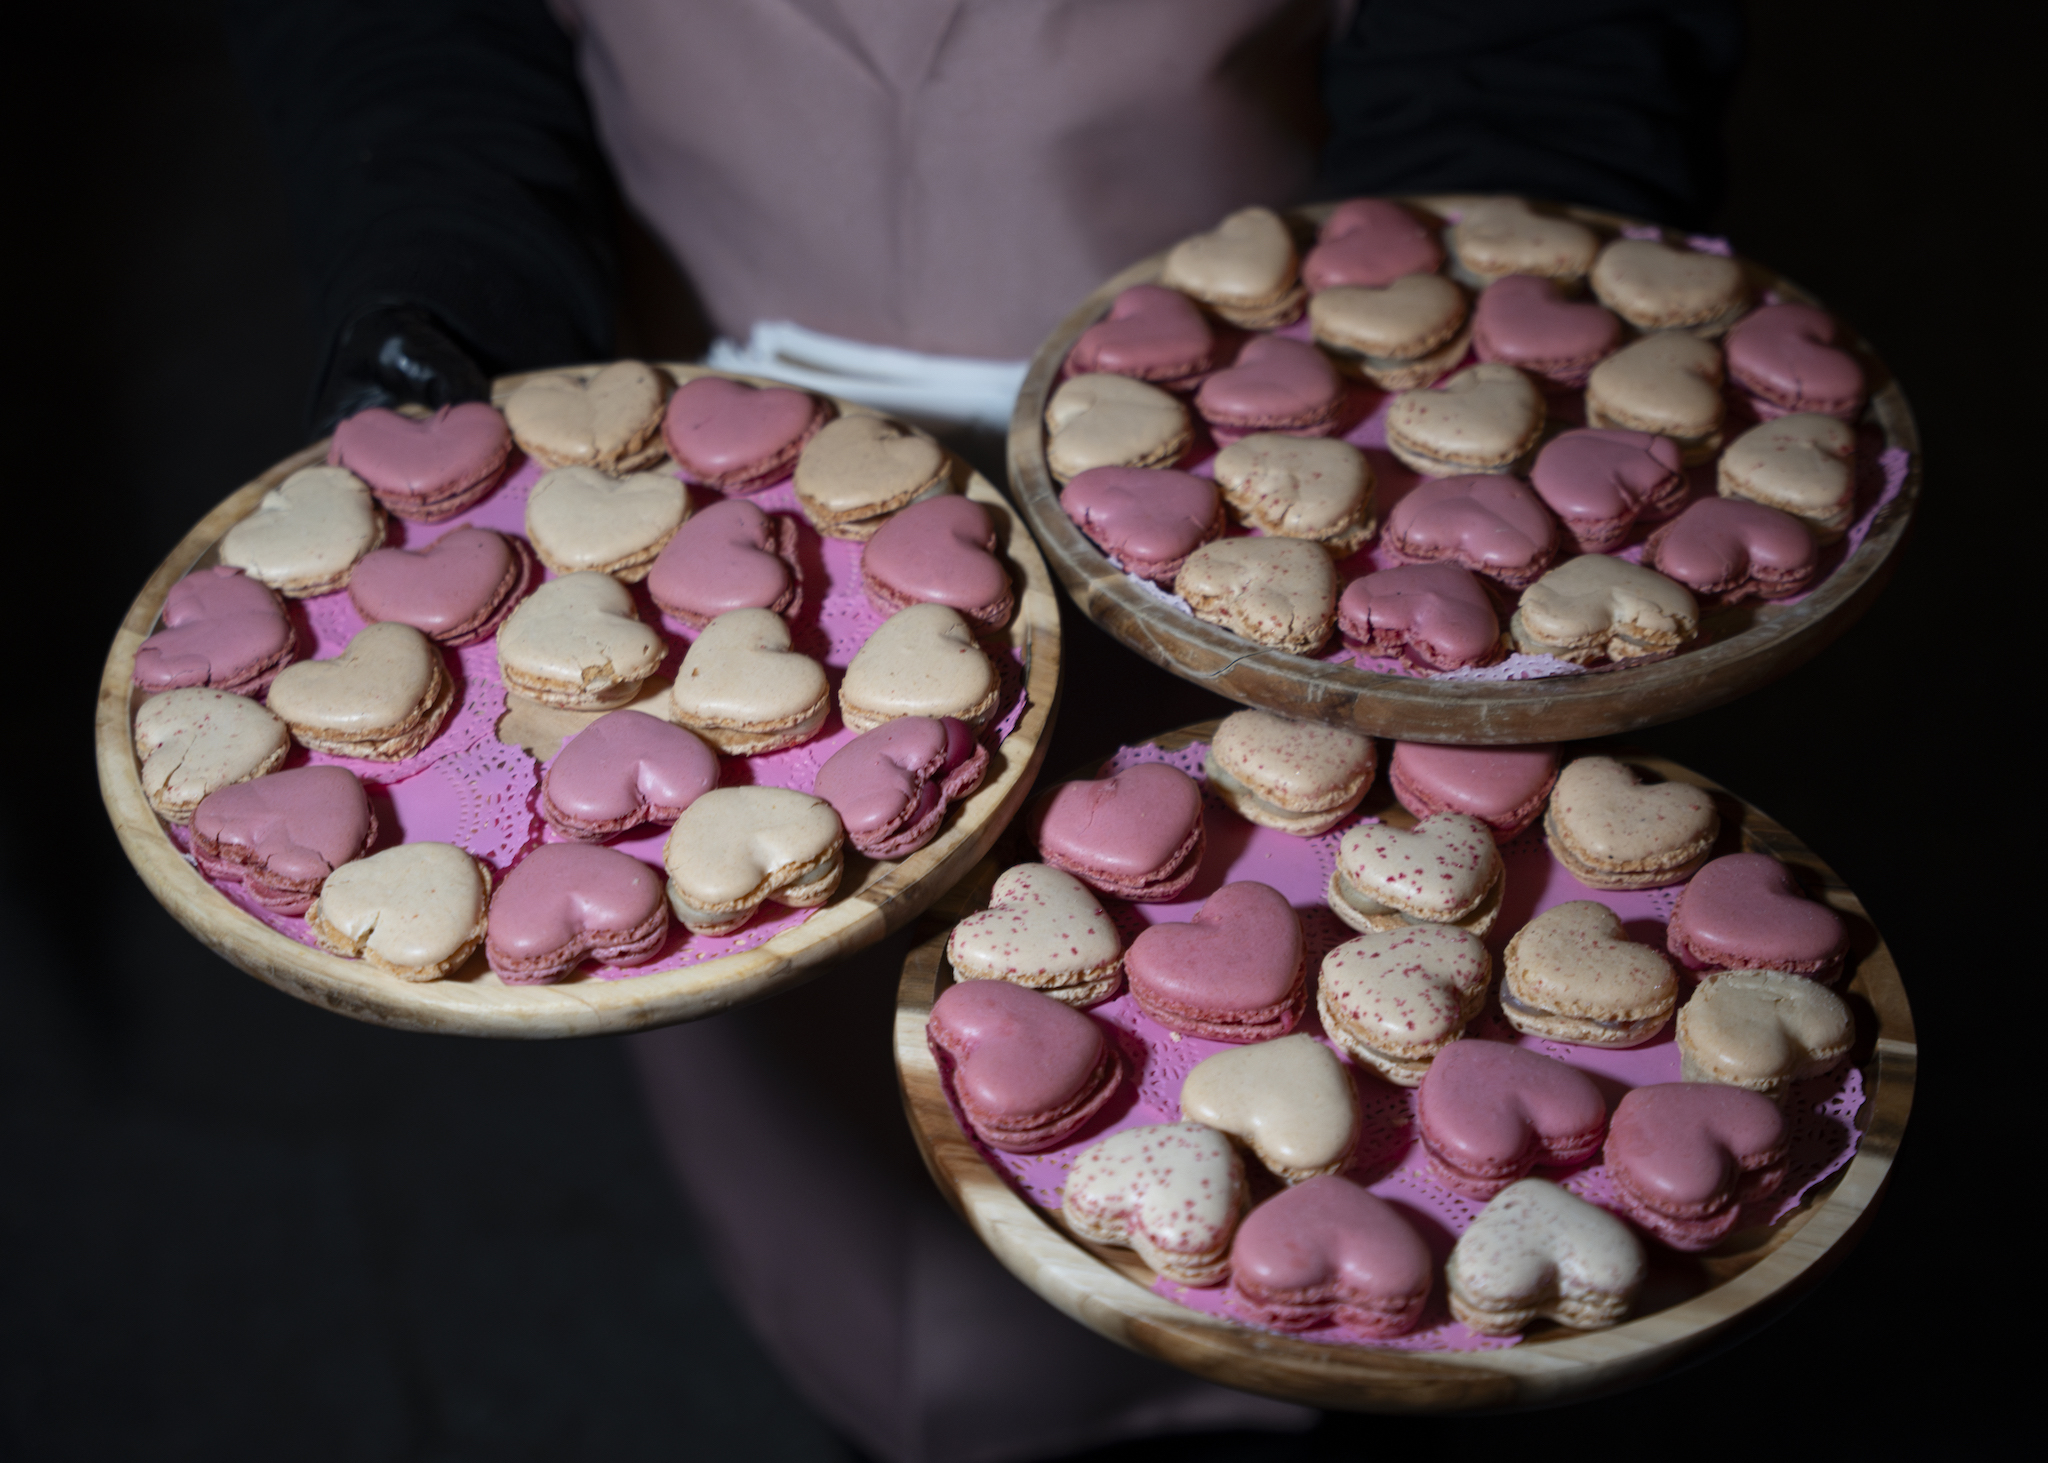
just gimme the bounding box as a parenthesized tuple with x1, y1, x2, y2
(1508, 554, 1699, 664)
(1211, 435, 1378, 556)
(1677, 969, 1854, 1102)
(1308, 274, 1472, 390)
(1383, 363, 1546, 477)
(1447, 199, 1601, 288)
(266, 621, 454, 760)
(219, 466, 387, 598)
(1202, 710, 1376, 836)
(504, 360, 670, 473)
(669, 608, 830, 754)
(1179, 1035, 1359, 1182)
(1501, 900, 1678, 1047)
(840, 603, 999, 733)
(1174, 537, 1338, 656)
(948, 862, 1125, 1007)
(306, 842, 492, 981)
(524, 466, 691, 581)
(1316, 926, 1491, 1086)
(133, 687, 291, 823)
(1446, 1179, 1645, 1335)
(1160, 206, 1305, 329)
(792, 415, 954, 540)
(661, 786, 845, 935)
(1543, 755, 1719, 890)
(1044, 373, 1192, 482)
(1327, 812, 1505, 936)
(1589, 239, 1749, 336)
(495, 571, 667, 711)
(1718, 414, 1857, 543)
(1584, 332, 1726, 463)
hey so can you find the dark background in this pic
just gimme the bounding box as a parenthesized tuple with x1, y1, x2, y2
(6, 1, 2012, 1457)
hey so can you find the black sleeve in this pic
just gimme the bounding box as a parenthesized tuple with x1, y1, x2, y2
(223, 0, 618, 391)
(1317, 0, 1744, 229)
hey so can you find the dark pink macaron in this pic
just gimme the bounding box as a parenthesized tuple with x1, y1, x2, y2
(191, 765, 375, 915)
(1644, 496, 1818, 604)
(1194, 335, 1344, 438)
(1124, 881, 1307, 1042)
(134, 566, 298, 697)
(662, 375, 830, 493)
(1065, 284, 1218, 388)
(647, 498, 802, 627)
(1387, 741, 1559, 837)
(1029, 762, 1207, 902)
(1379, 474, 1559, 590)
(348, 526, 532, 647)
(813, 716, 989, 859)
(1665, 852, 1847, 981)
(1338, 562, 1502, 671)
(1060, 466, 1223, 585)
(1301, 199, 1445, 292)
(1416, 1040, 1606, 1199)
(1229, 1176, 1433, 1335)
(1724, 303, 1865, 420)
(484, 842, 669, 983)
(927, 978, 1123, 1153)
(330, 402, 512, 521)
(1471, 275, 1623, 389)
(1527, 428, 1687, 553)
(1604, 1083, 1788, 1250)
(540, 709, 721, 841)
(859, 495, 1014, 628)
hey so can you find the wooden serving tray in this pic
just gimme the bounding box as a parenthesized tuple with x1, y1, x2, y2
(893, 722, 1911, 1411)
(1006, 197, 1920, 744)
(96, 365, 1062, 1038)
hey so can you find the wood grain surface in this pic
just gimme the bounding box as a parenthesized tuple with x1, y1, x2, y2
(1007, 197, 1921, 744)
(96, 364, 1063, 1039)
(893, 722, 1911, 1411)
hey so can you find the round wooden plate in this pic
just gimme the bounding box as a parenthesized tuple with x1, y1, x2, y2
(97, 364, 1062, 1038)
(893, 722, 1911, 1411)
(1006, 197, 1921, 744)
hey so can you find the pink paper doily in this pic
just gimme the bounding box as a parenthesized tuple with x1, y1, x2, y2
(935, 739, 1867, 1354)
(169, 453, 1031, 980)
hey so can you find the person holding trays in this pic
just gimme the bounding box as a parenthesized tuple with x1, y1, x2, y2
(222, 2, 1741, 1457)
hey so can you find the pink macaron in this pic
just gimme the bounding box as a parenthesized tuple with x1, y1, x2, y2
(1527, 428, 1688, 553)
(134, 566, 298, 697)
(1388, 741, 1559, 837)
(540, 709, 721, 841)
(190, 765, 375, 915)
(330, 402, 512, 521)
(1029, 762, 1206, 902)
(1723, 302, 1866, 420)
(813, 716, 989, 859)
(1665, 852, 1848, 981)
(1643, 496, 1819, 604)
(1378, 474, 1559, 590)
(1065, 284, 1219, 387)
(859, 495, 1014, 628)
(647, 497, 802, 628)
(1417, 1040, 1607, 1198)
(1471, 275, 1623, 389)
(1060, 466, 1224, 585)
(484, 842, 669, 983)
(1603, 1083, 1788, 1250)
(1194, 336, 1345, 439)
(1301, 199, 1445, 292)
(927, 977, 1124, 1153)
(347, 526, 532, 647)
(662, 375, 831, 493)
(1338, 562, 1502, 671)
(1124, 881, 1306, 1042)
(1228, 1175, 1433, 1335)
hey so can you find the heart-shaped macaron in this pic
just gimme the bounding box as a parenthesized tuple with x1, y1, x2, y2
(485, 842, 669, 982)
(1030, 762, 1206, 903)
(661, 785, 846, 934)
(1160, 206, 1303, 326)
(541, 708, 720, 840)
(1416, 1041, 1607, 1198)
(1211, 434, 1375, 551)
(190, 765, 376, 914)
(1527, 428, 1687, 552)
(1061, 1122, 1248, 1285)
(134, 566, 296, 696)
(329, 402, 511, 520)
(1302, 199, 1444, 291)
(1603, 1083, 1788, 1250)
(793, 415, 952, 539)
(266, 620, 453, 760)
(1471, 276, 1623, 389)
(1179, 1034, 1358, 1181)
(1378, 473, 1558, 590)
(1644, 496, 1818, 602)
(1329, 812, 1503, 935)
(1194, 336, 1344, 435)
(1510, 556, 1699, 665)
(1501, 900, 1677, 1047)
(1384, 363, 1546, 476)
(1061, 466, 1222, 584)
(1543, 756, 1719, 889)
(840, 603, 999, 733)
(1229, 1176, 1433, 1336)
(1717, 414, 1857, 541)
(496, 571, 667, 710)
(1445, 1179, 1645, 1333)
(1316, 926, 1492, 1085)
(524, 466, 690, 581)
(505, 361, 669, 473)
(670, 608, 830, 754)
(1044, 374, 1191, 482)
(1174, 537, 1338, 656)
(347, 526, 528, 646)
(663, 374, 827, 492)
(927, 977, 1122, 1152)
(218, 466, 386, 598)
(1676, 970, 1853, 1096)
(1125, 881, 1307, 1042)
(948, 862, 1125, 1006)
(307, 841, 491, 980)
(1448, 199, 1599, 284)
(1666, 852, 1846, 978)
(1584, 332, 1726, 460)
(1724, 302, 1865, 418)
(860, 495, 1012, 626)
(812, 715, 987, 860)
(1338, 562, 1501, 671)
(134, 687, 291, 824)
(1307, 274, 1471, 389)
(1590, 238, 1748, 333)
(1388, 742, 1558, 836)
(647, 497, 801, 627)
(1066, 284, 1217, 385)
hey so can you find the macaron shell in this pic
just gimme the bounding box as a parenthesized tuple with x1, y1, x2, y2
(1503, 899, 1677, 1025)
(648, 497, 801, 625)
(134, 566, 296, 695)
(218, 466, 385, 597)
(542, 708, 720, 833)
(1676, 970, 1853, 1088)
(330, 402, 510, 514)
(1384, 364, 1547, 472)
(1066, 284, 1216, 383)
(1302, 199, 1444, 290)
(1666, 852, 1847, 974)
(1030, 763, 1205, 882)
(947, 863, 1123, 998)
(860, 495, 1011, 623)
(1448, 200, 1599, 282)
(1195, 335, 1343, 432)
(1060, 466, 1221, 581)
(1206, 710, 1376, 815)
(1471, 275, 1622, 384)
(1124, 880, 1306, 1037)
(484, 841, 668, 977)
(1338, 562, 1501, 670)
(662, 375, 824, 487)
(525, 466, 690, 578)
(1445, 1179, 1644, 1332)
(1180, 1034, 1358, 1179)
(347, 526, 523, 643)
(133, 687, 291, 822)
(1724, 303, 1865, 416)
(1380, 473, 1559, 588)
(928, 978, 1113, 1128)
(1604, 1082, 1787, 1211)
(1417, 1042, 1607, 1192)
(309, 841, 489, 975)
(1044, 374, 1191, 481)
(506, 362, 668, 472)
(1229, 1176, 1432, 1334)
(1388, 742, 1559, 834)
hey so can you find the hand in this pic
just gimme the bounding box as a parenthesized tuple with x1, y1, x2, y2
(311, 305, 492, 437)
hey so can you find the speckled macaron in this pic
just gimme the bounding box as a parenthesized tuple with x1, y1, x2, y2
(1543, 756, 1718, 889)
(1202, 709, 1376, 836)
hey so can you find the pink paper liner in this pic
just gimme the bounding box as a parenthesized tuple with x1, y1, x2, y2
(936, 739, 1866, 1354)
(166, 455, 1031, 980)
